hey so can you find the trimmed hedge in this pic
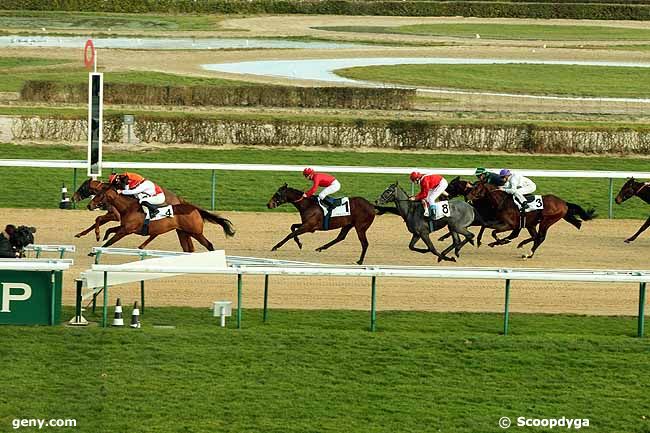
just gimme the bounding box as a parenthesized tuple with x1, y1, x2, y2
(20, 81, 415, 110)
(10, 114, 650, 155)
(4, 0, 650, 20)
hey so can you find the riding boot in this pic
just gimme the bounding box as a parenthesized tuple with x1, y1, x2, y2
(142, 201, 159, 218)
(321, 196, 336, 210)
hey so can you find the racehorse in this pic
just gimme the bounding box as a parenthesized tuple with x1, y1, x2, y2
(376, 182, 481, 262)
(73, 178, 196, 252)
(615, 177, 650, 243)
(88, 187, 235, 250)
(467, 181, 595, 258)
(266, 184, 377, 265)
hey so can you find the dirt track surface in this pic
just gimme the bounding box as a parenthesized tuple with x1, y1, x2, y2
(2, 208, 647, 316)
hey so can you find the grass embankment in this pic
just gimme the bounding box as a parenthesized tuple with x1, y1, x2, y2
(0, 10, 226, 32)
(0, 68, 252, 93)
(315, 23, 650, 41)
(0, 307, 649, 433)
(336, 64, 650, 98)
(0, 143, 646, 218)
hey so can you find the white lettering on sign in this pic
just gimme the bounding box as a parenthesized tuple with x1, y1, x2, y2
(1, 283, 32, 312)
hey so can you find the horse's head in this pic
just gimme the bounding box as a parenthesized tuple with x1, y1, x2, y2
(10, 225, 36, 257)
(446, 176, 473, 199)
(73, 178, 107, 202)
(466, 181, 490, 202)
(88, 188, 117, 211)
(615, 177, 639, 204)
(267, 184, 291, 209)
(376, 182, 399, 205)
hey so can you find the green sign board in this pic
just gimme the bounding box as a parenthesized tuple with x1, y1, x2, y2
(0, 270, 63, 325)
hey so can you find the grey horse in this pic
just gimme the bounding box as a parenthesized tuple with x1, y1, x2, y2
(376, 182, 482, 262)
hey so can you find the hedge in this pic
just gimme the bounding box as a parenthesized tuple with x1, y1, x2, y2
(20, 81, 415, 110)
(10, 115, 650, 155)
(4, 0, 650, 20)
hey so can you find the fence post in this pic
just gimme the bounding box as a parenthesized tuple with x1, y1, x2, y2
(139, 252, 146, 314)
(503, 279, 511, 335)
(608, 178, 614, 219)
(102, 271, 108, 328)
(263, 274, 269, 323)
(638, 282, 646, 338)
(237, 273, 242, 329)
(72, 167, 77, 209)
(211, 170, 216, 210)
(370, 276, 377, 332)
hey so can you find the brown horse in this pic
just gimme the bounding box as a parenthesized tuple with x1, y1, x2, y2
(267, 184, 376, 265)
(615, 177, 650, 243)
(467, 182, 595, 258)
(73, 178, 196, 252)
(89, 188, 235, 250)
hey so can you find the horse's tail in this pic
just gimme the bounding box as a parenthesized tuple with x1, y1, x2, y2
(564, 203, 596, 230)
(196, 207, 236, 237)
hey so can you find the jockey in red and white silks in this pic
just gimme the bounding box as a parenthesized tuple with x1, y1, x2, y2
(111, 172, 166, 218)
(303, 168, 341, 208)
(409, 171, 448, 217)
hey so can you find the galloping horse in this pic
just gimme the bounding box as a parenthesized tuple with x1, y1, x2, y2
(89, 187, 235, 250)
(467, 182, 595, 258)
(376, 182, 481, 262)
(73, 178, 195, 252)
(267, 184, 377, 265)
(615, 177, 650, 243)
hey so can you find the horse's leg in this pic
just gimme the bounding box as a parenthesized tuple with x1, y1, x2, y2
(138, 235, 158, 250)
(355, 227, 370, 265)
(176, 229, 194, 252)
(441, 226, 475, 258)
(190, 233, 215, 251)
(271, 225, 313, 252)
(516, 226, 539, 249)
(291, 223, 303, 250)
(75, 213, 118, 240)
(625, 215, 650, 243)
(101, 229, 130, 248)
(316, 224, 353, 252)
(523, 216, 562, 259)
(420, 232, 456, 262)
(102, 226, 120, 241)
(408, 234, 430, 254)
(488, 224, 515, 247)
(476, 226, 486, 248)
(438, 231, 452, 242)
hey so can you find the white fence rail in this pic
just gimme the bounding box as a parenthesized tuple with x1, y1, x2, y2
(86, 248, 649, 336)
(1, 159, 649, 218)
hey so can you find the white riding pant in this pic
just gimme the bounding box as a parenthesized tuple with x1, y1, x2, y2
(424, 178, 449, 207)
(318, 180, 341, 200)
(511, 181, 536, 204)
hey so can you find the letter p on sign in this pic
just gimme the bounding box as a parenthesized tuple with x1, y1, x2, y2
(1, 283, 32, 312)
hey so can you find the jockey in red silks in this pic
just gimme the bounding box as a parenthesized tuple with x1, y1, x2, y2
(109, 172, 166, 219)
(409, 171, 448, 218)
(302, 168, 341, 209)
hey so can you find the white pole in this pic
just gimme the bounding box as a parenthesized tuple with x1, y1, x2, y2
(220, 306, 226, 327)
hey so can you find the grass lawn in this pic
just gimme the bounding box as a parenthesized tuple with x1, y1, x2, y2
(0, 56, 70, 69)
(315, 23, 650, 41)
(336, 64, 650, 98)
(0, 307, 649, 432)
(0, 68, 252, 92)
(0, 10, 225, 32)
(0, 143, 647, 219)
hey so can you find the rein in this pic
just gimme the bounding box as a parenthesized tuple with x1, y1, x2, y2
(635, 182, 650, 195)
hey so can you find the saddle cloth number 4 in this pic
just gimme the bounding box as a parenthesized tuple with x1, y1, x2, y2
(151, 204, 174, 221)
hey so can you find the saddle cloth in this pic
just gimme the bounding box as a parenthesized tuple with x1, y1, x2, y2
(515, 195, 544, 212)
(149, 204, 174, 221)
(424, 201, 451, 220)
(318, 197, 351, 217)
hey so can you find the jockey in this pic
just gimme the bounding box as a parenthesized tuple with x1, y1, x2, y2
(499, 169, 536, 210)
(303, 168, 341, 209)
(409, 171, 448, 218)
(474, 167, 505, 186)
(109, 172, 166, 219)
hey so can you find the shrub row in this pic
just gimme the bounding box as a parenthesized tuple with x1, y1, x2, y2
(5, 0, 650, 20)
(20, 81, 415, 110)
(10, 115, 650, 155)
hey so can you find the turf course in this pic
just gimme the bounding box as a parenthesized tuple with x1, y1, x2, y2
(0, 143, 646, 219)
(336, 64, 650, 98)
(316, 23, 650, 41)
(0, 307, 649, 433)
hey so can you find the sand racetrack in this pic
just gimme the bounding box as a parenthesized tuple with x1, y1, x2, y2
(1, 208, 647, 317)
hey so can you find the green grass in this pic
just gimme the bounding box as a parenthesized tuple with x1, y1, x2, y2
(0, 56, 69, 69)
(315, 23, 650, 41)
(1, 307, 649, 432)
(0, 143, 647, 219)
(0, 10, 225, 32)
(0, 68, 251, 92)
(336, 64, 650, 98)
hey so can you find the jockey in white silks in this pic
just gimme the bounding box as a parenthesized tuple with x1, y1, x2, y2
(499, 169, 536, 209)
